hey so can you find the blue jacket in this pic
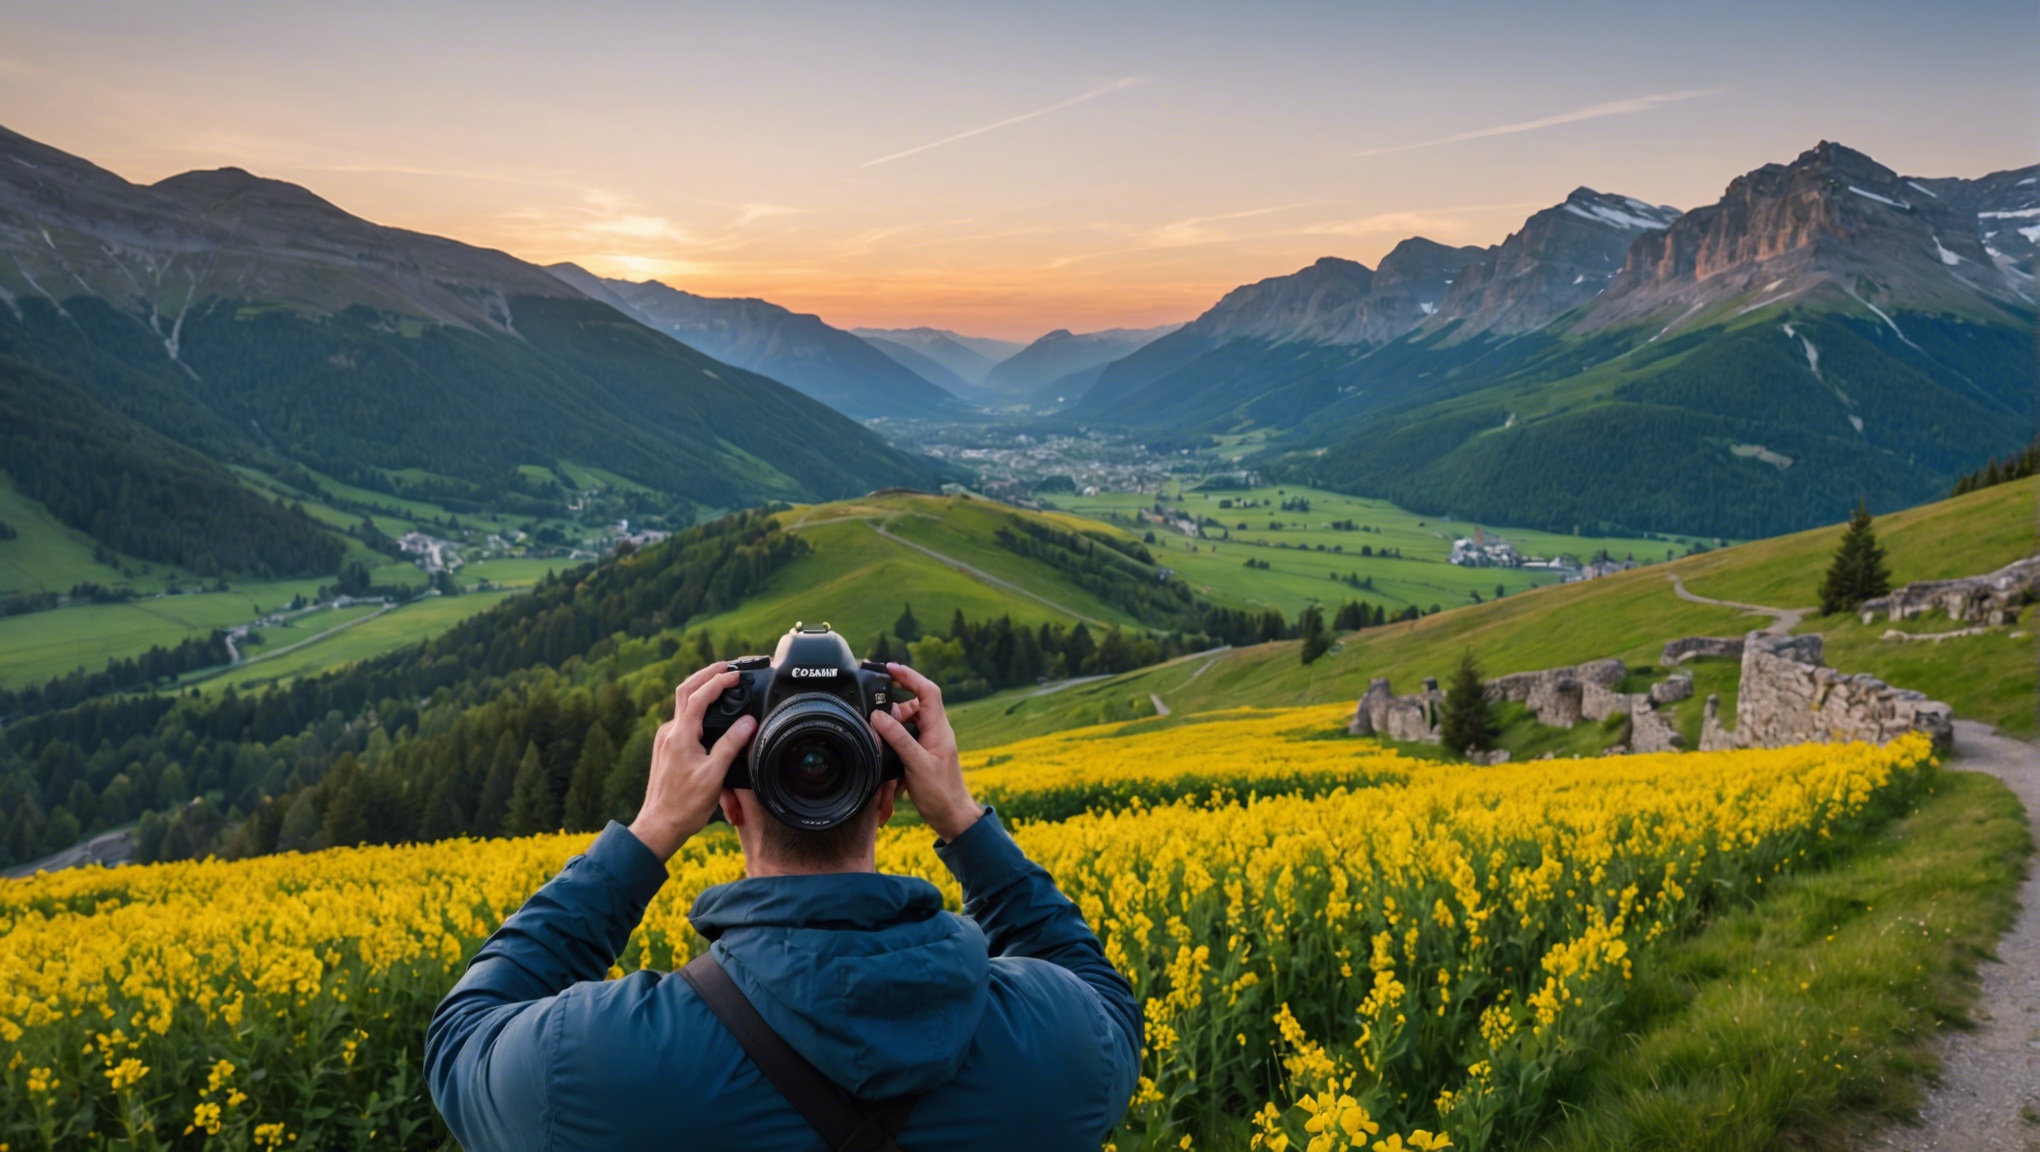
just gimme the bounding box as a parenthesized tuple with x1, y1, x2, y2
(426, 810, 1141, 1151)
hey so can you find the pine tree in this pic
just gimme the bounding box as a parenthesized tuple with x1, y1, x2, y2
(473, 731, 521, 836)
(561, 724, 616, 831)
(602, 728, 656, 825)
(894, 602, 921, 642)
(1437, 650, 1498, 756)
(1818, 499, 1892, 616)
(1299, 606, 1332, 666)
(504, 742, 551, 836)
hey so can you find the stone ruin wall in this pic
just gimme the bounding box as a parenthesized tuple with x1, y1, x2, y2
(1704, 632, 1952, 752)
(1352, 626, 1953, 758)
(1857, 554, 2040, 628)
(1350, 657, 1693, 755)
(1659, 636, 1745, 666)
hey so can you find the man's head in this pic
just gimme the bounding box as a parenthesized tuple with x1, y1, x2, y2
(720, 780, 899, 876)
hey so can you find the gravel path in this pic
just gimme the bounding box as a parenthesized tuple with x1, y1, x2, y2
(1665, 573, 1813, 634)
(1864, 719, 2040, 1151)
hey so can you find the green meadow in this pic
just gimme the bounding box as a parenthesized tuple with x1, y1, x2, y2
(951, 477, 2037, 747)
(1052, 483, 1719, 620)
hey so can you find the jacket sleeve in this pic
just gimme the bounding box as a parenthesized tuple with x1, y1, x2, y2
(933, 808, 1142, 1074)
(424, 821, 668, 1152)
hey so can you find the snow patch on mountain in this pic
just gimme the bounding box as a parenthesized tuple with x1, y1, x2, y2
(1562, 202, 1672, 231)
(1933, 236, 1964, 265)
(1848, 186, 1910, 209)
(1907, 180, 1938, 199)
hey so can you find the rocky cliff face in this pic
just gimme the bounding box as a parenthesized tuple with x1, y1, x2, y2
(1333, 237, 1493, 344)
(1193, 256, 1378, 344)
(1587, 142, 2032, 328)
(1433, 188, 1679, 336)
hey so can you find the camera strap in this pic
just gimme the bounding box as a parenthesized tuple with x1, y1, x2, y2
(680, 952, 922, 1152)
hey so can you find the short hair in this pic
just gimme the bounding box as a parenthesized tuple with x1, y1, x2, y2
(752, 788, 886, 868)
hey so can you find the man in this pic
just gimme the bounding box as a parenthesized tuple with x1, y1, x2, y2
(425, 660, 1141, 1151)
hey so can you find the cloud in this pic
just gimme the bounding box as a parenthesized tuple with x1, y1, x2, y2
(1297, 201, 1548, 239)
(1354, 88, 1729, 158)
(1141, 202, 1321, 248)
(732, 203, 801, 228)
(862, 77, 1145, 168)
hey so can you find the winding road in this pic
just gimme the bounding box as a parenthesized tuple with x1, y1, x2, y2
(1864, 720, 2040, 1151)
(1665, 573, 1814, 634)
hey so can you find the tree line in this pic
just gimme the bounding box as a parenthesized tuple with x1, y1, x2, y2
(1951, 434, 2039, 496)
(0, 509, 805, 867)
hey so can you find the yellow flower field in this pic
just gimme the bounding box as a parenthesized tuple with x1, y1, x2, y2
(0, 704, 1933, 1151)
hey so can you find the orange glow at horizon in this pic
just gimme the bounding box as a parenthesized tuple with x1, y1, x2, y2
(0, 1, 2028, 343)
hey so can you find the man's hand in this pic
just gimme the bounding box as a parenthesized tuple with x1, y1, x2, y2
(627, 663, 756, 862)
(871, 662, 982, 843)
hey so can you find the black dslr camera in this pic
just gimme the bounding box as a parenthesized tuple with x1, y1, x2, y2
(703, 624, 916, 831)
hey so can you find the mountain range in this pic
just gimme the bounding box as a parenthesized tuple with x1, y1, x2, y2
(852, 327, 1021, 390)
(544, 266, 966, 419)
(1068, 143, 2036, 538)
(0, 123, 951, 576)
(979, 324, 1183, 403)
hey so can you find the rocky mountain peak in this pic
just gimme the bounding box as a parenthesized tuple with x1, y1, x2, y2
(1426, 188, 1679, 338)
(1192, 255, 1376, 343)
(1588, 140, 2028, 329)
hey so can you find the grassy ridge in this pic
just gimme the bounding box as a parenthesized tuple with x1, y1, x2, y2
(952, 477, 2037, 747)
(670, 493, 1161, 650)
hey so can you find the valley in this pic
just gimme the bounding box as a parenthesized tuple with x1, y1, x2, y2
(0, 109, 2032, 1152)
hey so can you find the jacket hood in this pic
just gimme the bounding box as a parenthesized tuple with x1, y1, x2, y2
(688, 872, 989, 1099)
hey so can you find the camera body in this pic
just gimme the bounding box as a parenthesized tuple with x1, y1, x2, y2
(702, 624, 915, 831)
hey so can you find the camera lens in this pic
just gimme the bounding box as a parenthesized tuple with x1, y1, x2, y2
(786, 741, 846, 802)
(747, 693, 883, 830)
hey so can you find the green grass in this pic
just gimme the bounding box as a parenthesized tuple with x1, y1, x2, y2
(234, 603, 383, 658)
(197, 590, 519, 694)
(0, 582, 331, 689)
(0, 475, 205, 596)
(458, 558, 562, 588)
(677, 494, 1158, 652)
(1533, 767, 2031, 1152)
(1054, 484, 1707, 620)
(949, 478, 2038, 749)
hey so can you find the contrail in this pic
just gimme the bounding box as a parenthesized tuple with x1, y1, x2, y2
(1355, 87, 1728, 158)
(863, 78, 1144, 168)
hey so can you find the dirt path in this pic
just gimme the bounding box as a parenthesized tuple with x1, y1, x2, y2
(861, 518, 1106, 626)
(1864, 719, 2040, 1151)
(1150, 693, 1172, 717)
(1665, 573, 1814, 634)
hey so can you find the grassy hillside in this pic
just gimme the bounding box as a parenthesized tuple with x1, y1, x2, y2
(672, 492, 1171, 651)
(950, 477, 2037, 746)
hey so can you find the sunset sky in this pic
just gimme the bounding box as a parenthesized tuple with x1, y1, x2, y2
(2, 0, 2032, 340)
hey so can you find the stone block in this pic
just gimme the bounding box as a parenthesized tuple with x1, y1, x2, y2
(1648, 674, 1694, 706)
(1698, 693, 1739, 751)
(1580, 680, 1631, 722)
(1659, 636, 1745, 666)
(1526, 678, 1584, 728)
(1629, 702, 1685, 753)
